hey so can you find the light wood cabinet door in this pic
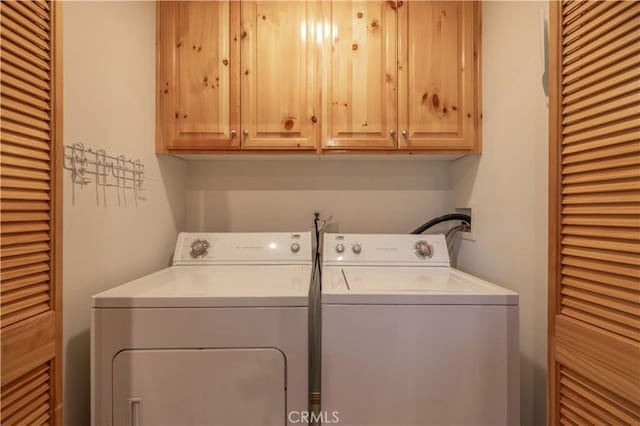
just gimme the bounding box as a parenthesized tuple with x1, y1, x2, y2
(240, 1, 319, 150)
(157, 1, 240, 152)
(322, 0, 398, 150)
(398, 1, 480, 151)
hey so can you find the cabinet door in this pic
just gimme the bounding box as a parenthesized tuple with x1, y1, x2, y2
(322, 1, 398, 150)
(241, 1, 319, 150)
(398, 1, 480, 151)
(157, 1, 240, 152)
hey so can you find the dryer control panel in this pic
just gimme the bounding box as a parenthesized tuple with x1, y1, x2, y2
(173, 232, 312, 265)
(323, 233, 450, 267)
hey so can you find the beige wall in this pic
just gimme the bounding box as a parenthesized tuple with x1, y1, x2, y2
(185, 159, 454, 234)
(452, 2, 548, 425)
(62, 2, 186, 425)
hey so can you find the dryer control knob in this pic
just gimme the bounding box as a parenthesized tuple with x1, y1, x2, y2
(414, 241, 433, 259)
(335, 244, 345, 253)
(190, 239, 210, 258)
(291, 243, 300, 253)
(352, 243, 362, 254)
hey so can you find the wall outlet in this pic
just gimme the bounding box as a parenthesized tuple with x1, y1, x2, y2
(455, 207, 475, 241)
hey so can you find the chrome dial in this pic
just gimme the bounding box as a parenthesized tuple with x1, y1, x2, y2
(291, 242, 300, 253)
(414, 241, 433, 259)
(190, 239, 210, 258)
(335, 244, 345, 253)
(352, 243, 362, 254)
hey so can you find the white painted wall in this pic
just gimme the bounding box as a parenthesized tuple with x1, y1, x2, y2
(451, 2, 549, 425)
(185, 159, 454, 234)
(62, 2, 186, 425)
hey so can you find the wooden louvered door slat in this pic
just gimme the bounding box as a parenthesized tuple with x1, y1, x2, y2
(0, 0, 62, 425)
(548, 0, 640, 424)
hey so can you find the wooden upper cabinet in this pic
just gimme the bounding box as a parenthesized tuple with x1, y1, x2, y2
(157, 1, 240, 152)
(322, 0, 398, 150)
(156, 0, 481, 154)
(240, 1, 319, 150)
(398, 1, 480, 151)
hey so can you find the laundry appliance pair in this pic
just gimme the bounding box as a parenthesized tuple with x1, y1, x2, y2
(92, 232, 518, 425)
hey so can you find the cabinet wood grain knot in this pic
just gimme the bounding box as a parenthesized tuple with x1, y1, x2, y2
(352, 43, 358, 51)
(356, 12, 364, 19)
(222, 59, 229, 66)
(370, 19, 379, 29)
(283, 117, 295, 131)
(311, 115, 318, 123)
(432, 94, 440, 109)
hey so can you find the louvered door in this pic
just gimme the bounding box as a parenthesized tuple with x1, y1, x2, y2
(0, 1, 62, 425)
(548, 1, 640, 424)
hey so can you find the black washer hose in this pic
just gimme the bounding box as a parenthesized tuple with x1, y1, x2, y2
(411, 213, 471, 235)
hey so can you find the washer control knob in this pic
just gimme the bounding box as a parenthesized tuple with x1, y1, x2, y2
(335, 244, 345, 253)
(414, 241, 433, 259)
(352, 243, 362, 254)
(290, 242, 300, 253)
(190, 239, 210, 258)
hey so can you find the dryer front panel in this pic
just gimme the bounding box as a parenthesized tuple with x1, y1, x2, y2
(113, 348, 286, 425)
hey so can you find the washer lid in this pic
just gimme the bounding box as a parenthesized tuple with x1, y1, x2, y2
(92, 265, 311, 308)
(323, 267, 518, 305)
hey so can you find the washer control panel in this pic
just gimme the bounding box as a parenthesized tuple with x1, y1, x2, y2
(173, 232, 312, 265)
(323, 233, 450, 266)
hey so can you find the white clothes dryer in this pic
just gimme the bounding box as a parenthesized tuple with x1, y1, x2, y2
(92, 232, 311, 426)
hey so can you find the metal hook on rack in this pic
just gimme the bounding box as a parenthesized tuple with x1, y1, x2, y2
(67, 143, 91, 185)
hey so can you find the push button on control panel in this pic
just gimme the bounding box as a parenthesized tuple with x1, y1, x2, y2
(290, 243, 300, 253)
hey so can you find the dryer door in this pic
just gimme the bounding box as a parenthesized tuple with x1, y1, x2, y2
(113, 348, 286, 426)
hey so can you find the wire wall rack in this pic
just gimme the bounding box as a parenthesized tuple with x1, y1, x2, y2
(63, 143, 147, 201)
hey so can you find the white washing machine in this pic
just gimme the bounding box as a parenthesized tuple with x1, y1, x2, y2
(92, 232, 312, 426)
(321, 233, 519, 426)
